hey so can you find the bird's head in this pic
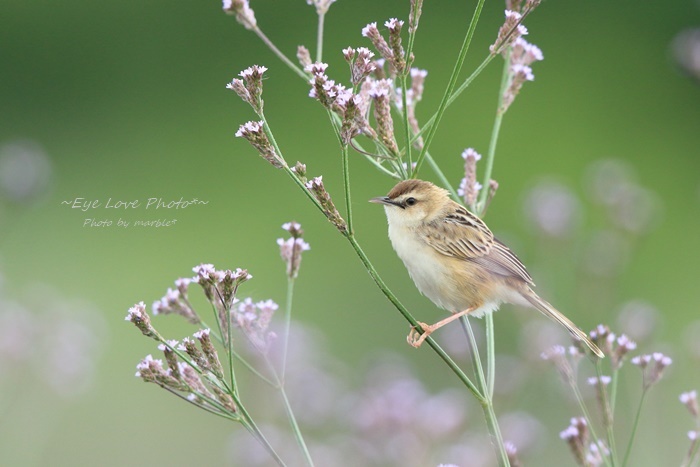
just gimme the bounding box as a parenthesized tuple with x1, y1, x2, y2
(370, 179, 451, 228)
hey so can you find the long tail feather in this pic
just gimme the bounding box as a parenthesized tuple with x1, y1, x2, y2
(524, 290, 604, 358)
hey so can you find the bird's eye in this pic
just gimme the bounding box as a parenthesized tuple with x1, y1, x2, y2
(405, 197, 417, 206)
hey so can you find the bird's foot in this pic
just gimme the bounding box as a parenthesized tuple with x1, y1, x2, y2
(407, 321, 434, 348)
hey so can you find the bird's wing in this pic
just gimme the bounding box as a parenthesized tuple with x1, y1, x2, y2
(421, 205, 534, 284)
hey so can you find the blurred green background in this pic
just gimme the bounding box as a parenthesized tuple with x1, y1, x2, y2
(2, 0, 700, 465)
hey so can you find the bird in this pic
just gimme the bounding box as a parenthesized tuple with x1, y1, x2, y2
(370, 179, 604, 358)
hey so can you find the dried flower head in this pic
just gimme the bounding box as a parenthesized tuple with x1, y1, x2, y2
(306, 0, 336, 15)
(232, 298, 279, 352)
(305, 176, 348, 232)
(305, 61, 372, 143)
(297, 45, 312, 69)
(362, 23, 394, 71)
(191, 264, 252, 340)
(194, 328, 224, 379)
(490, 10, 528, 55)
(504, 442, 523, 467)
(385, 18, 406, 73)
(631, 352, 672, 389)
(611, 334, 637, 370)
(226, 65, 267, 114)
(178, 336, 210, 372)
(541, 344, 574, 384)
(409, 0, 424, 35)
(343, 46, 376, 86)
(222, 0, 257, 30)
(501, 63, 534, 113)
(680, 390, 698, 418)
(152, 284, 200, 324)
(511, 38, 544, 66)
(586, 440, 610, 466)
(278, 222, 311, 279)
(125, 302, 157, 339)
(291, 161, 308, 183)
(560, 417, 589, 465)
(135, 354, 187, 391)
(368, 79, 399, 156)
(235, 120, 285, 168)
(158, 340, 181, 379)
(457, 148, 482, 207)
(362, 20, 406, 75)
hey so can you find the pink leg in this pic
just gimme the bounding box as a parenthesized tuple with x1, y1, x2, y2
(407, 307, 476, 348)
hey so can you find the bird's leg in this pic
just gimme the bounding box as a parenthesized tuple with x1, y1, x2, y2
(407, 307, 476, 348)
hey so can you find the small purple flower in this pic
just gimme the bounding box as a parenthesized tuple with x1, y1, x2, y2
(222, 0, 257, 30)
(126, 302, 157, 338)
(680, 390, 699, 418)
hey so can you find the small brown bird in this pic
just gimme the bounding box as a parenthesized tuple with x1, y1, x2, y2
(370, 179, 603, 357)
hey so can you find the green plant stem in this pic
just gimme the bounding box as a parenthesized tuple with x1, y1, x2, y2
(163, 386, 239, 421)
(238, 402, 288, 467)
(412, 53, 495, 146)
(622, 389, 647, 467)
(477, 53, 510, 210)
(596, 361, 618, 466)
(279, 382, 315, 466)
(341, 145, 354, 235)
(401, 73, 412, 175)
(485, 313, 495, 398)
(413, 0, 486, 175)
(262, 351, 315, 467)
(683, 437, 700, 467)
(252, 27, 307, 80)
(610, 368, 620, 414)
(227, 300, 237, 394)
(316, 13, 325, 63)
(570, 381, 614, 467)
(281, 277, 295, 379)
(424, 153, 460, 200)
(200, 319, 276, 386)
(461, 317, 509, 467)
(345, 234, 484, 402)
(404, 0, 421, 69)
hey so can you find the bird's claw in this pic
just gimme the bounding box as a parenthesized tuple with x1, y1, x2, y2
(407, 321, 432, 348)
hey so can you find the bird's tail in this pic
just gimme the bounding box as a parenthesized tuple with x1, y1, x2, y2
(524, 289, 604, 358)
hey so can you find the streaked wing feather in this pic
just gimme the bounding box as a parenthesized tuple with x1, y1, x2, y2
(422, 204, 533, 284)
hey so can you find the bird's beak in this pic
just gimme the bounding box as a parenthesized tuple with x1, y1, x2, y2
(369, 196, 398, 207)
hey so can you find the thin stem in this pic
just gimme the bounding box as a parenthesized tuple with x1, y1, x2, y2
(683, 438, 700, 467)
(485, 313, 495, 399)
(621, 389, 647, 467)
(596, 361, 618, 466)
(610, 368, 620, 414)
(425, 153, 460, 201)
(279, 383, 315, 466)
(200, 319, 277, 386)
(262, 351, 315, 467)
(252, 27, 307, 80)
(482, 401, 510, 467)
(570, 381, 614, 467)
(477, 53, 510, 210)
(461, 317, 509, 467)
(413, 0, 486, 175)
(315, 13, 325, 63)
(161, 386, 239, 422)
(401, 73, 412, 175)
(341, 145, 354, 235)
(238, 402, 288, 467)
(461, 317, 487, 390)
(412, 53, 495, 145)
(281, 277, 295, 379)
(346, 234, 484, 402)
(227, 300, 237, 394)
